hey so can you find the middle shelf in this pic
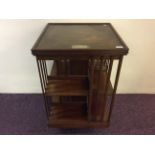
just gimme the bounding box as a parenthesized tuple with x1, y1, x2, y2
(45, 77, 89, 96)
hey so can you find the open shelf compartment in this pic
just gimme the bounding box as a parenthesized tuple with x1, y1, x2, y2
(45, 77, 89, 96)
(48, 102, 109, 128)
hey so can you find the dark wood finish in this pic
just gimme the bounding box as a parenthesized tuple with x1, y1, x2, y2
(88, 58, 113, 121)
(32, 23, 128, 57)
(45, 78, 89, 96)
(32, 23, 129, 128)
(48, 103, 109, 128)
(50, 59, 88, 104)
(105, 56, 124, 122)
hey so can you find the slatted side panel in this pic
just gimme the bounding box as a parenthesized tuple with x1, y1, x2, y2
(104, 56, 123, 122)
(88, 57, 113, 122)
(36, 58, 51, 118)
(36, 58, 89, 119)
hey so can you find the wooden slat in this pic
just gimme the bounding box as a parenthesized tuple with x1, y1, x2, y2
(47, 75, 88, 80)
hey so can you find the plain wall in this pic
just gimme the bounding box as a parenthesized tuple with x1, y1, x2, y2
(0, 19, 155, 93)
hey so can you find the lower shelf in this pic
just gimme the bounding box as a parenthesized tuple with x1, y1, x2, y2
(48, 103, 109, 128)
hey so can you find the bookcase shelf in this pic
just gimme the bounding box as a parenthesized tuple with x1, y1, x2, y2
(45, 78, 89, 96)
(48, 103, 109, 128)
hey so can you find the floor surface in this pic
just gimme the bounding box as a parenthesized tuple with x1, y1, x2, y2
(0, 94, 155, 135)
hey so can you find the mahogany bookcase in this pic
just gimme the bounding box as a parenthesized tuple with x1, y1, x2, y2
(31, 23, 129, 128)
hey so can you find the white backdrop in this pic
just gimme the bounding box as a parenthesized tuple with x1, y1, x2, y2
(0, 19, 155, 94)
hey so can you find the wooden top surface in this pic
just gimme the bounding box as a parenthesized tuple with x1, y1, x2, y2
(32, 23, 129, 57)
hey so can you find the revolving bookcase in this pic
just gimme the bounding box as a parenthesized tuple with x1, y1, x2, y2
(31, 23, 129, 128)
